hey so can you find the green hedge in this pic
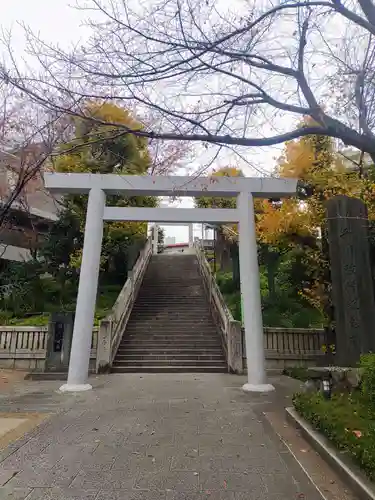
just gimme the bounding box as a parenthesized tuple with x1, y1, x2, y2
(0, 283, 123, 327)
(293, 392, 375, 480)
(293, 354, 375, 481)
(282, 366, 310, 381)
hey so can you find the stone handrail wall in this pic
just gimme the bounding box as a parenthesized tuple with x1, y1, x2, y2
(0, 323, 326, 373)
(96, 235, 153, 372)
(194, 240, 243, 374)
(263, 327, 325, 354)
(242, 326, 326, 370)
(0, 326, 98, 371)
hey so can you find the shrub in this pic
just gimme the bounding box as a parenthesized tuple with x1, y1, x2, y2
(215, 271, 323, 328)
(0, 310, 14, 324)
(282, 366, 309, 381)
(216, 272, 237, 294)
(9, 314, 50, 326)
(294, 391, 375, 480)
(360, 353, 375, 409)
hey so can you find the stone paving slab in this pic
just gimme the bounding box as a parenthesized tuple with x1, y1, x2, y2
(0, 373, 323, 499)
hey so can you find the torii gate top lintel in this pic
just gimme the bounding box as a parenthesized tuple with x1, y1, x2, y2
(44, 173, 298, 198)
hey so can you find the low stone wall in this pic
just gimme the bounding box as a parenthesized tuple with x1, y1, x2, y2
(0, 325, 325, 373)
(0, 326, 98, 372)
(242, 327, 326, 372)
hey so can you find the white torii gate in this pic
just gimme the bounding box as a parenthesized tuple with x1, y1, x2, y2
(45, 173, 297, 393)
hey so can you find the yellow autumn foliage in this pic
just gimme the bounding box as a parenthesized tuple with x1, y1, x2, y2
(53, 101, 155, 270)
(258, 129, 375, 245)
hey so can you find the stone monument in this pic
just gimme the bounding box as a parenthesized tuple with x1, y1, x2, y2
(326, 196, 375, 366)
(45, 312, 75, 372)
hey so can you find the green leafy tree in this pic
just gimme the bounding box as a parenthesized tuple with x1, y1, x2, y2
(54, 102, 157, 283)
(195, 167, 243, 278)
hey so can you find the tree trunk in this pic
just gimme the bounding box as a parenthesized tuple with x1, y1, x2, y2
(216, 230, 231, 272)
(267, 264, 276, 299)
(230, 243, 240, 290)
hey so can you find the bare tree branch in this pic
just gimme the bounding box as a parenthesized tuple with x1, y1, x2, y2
(2, 0, 375, 165)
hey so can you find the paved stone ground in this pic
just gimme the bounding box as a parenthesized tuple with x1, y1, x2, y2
(0, 373, 323, 499)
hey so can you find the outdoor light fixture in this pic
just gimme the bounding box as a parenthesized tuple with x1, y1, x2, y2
(321, 376, 332, 399)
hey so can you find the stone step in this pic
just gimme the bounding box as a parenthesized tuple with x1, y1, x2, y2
(136, 293, 208, 300)
(140, 286, 203, 291)
(126, 320, 215, 324)
(142, 275, 201, 280)
(135, 296, 207, 302)
(122, 332, 220, 338)
(131, 306, 210, 311)
(116, 348, 223, 355)
(139, 291, 204, 295)
(122, 342, 222, 348)
(126, 323, 215, 328)
(112, 359, 228, 367)
(135, 302, 207, 306)
(128, 314, 214, 320)
(111, 365, 227, 373)
(130, 312, 210, 317)
(123, 333, 221, 340)
(125, 327, 220, 341)
(124, 326, 218, 332)
(115, 353, 225, 361)
(118, 339, 221, 352)
(126, 322, 215, 328)
(138, 311, 209, 314)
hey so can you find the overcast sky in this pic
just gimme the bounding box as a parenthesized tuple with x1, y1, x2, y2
(1, 0, 285, 243)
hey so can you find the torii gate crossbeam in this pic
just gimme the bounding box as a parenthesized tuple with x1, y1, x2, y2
(44, 173, 298, 394)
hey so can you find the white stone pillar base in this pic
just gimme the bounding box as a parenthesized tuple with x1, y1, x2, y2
(242, 383, 275, 393)
(59, 383, 93, 393)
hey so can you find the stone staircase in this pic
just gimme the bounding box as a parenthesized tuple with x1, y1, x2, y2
(112, 253, 227, 373)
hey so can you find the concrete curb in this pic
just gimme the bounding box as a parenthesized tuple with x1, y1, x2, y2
(286, 406, 375, 500)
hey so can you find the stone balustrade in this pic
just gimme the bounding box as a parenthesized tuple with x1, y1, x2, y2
(0, 326, 98, 371)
